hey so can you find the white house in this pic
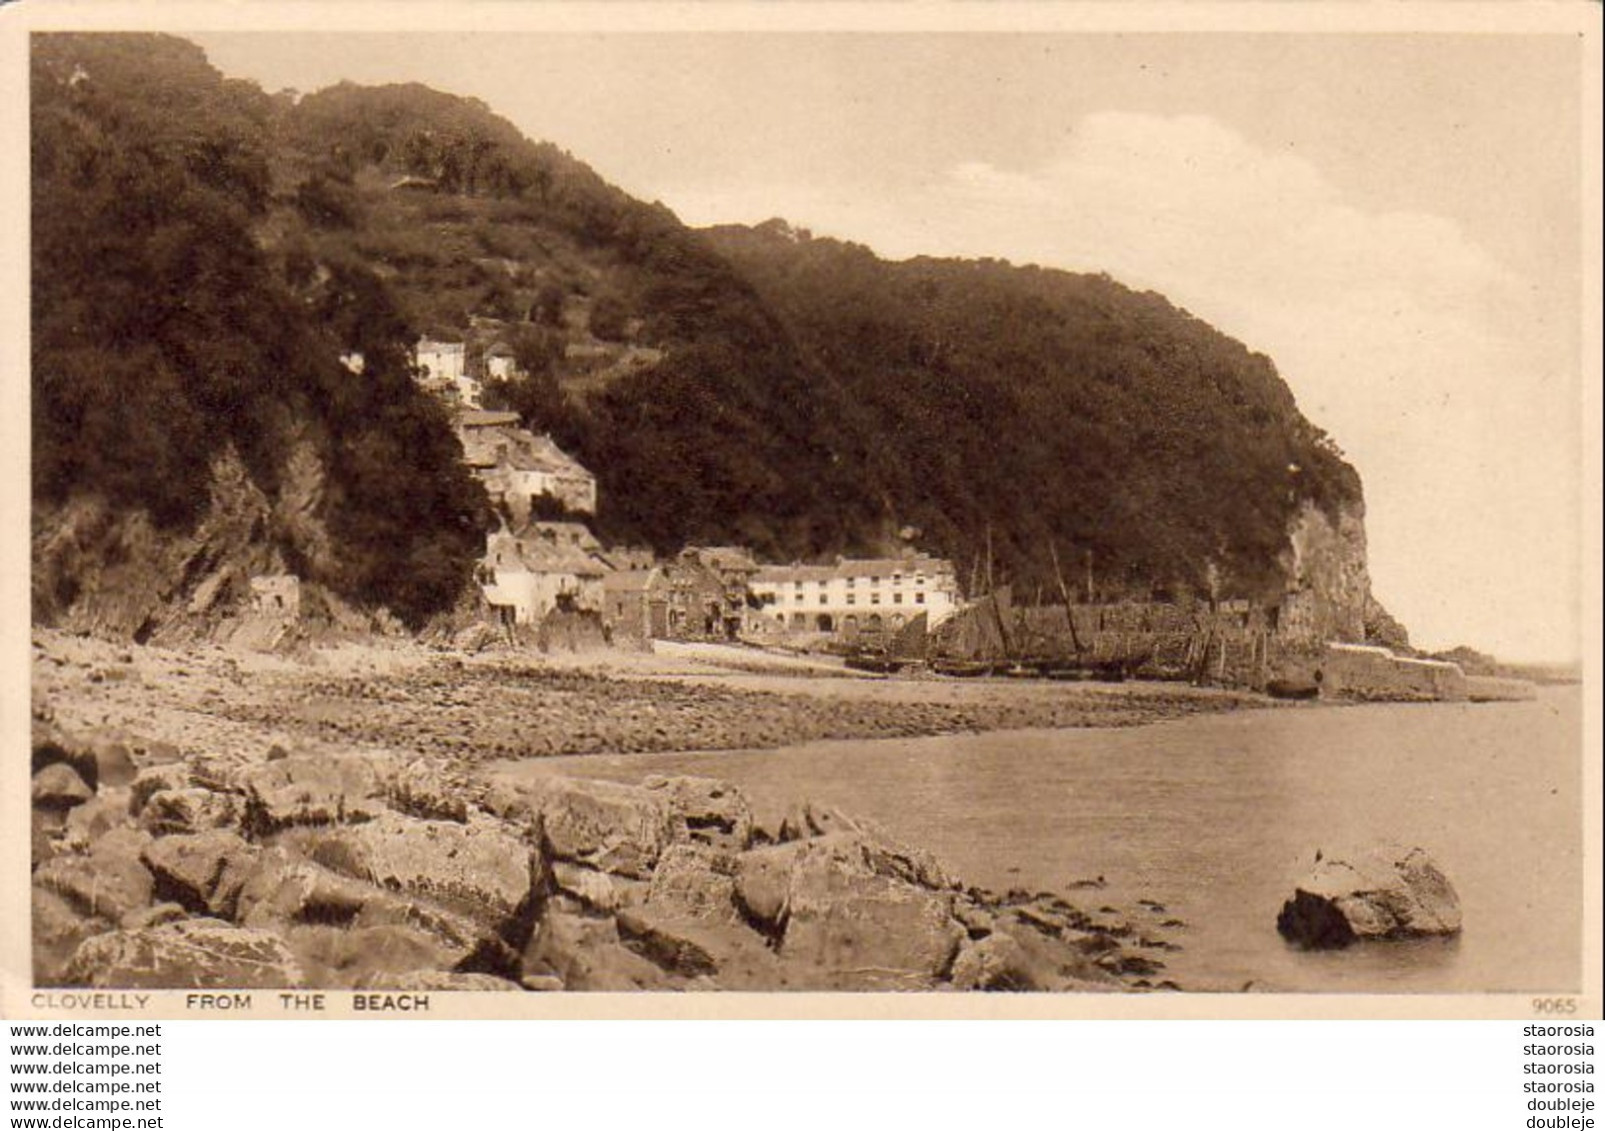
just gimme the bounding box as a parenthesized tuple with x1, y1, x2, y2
(414, 339, 480, 406)
(484, 342, 519, 381)
(750, 554, 962, 636)
(479, 521, 610, 626)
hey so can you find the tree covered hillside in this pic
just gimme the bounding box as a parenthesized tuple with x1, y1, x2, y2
(32, 34, 1367, 631)
(31, 34, 490, 626)
(269, 75, 1363, 602)
(703, 221, 1363, 599)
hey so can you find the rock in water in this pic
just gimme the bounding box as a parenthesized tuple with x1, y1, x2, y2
(1277, 845, 1461, 948)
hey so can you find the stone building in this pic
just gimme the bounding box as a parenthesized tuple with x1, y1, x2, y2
(751, 553, 961, 638)
(455, 410, 597, 519)
(479, 521, 609, 627)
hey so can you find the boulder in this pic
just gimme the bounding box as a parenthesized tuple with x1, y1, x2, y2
(82, 735, 139, 790)
(130, 764, 193, 816)
(523, 906, 674, 991)
(32, 810, 58, 871)
(121, 903, 189, 931)
(33, 763, 93, 811)
(358, 971, 523, 992)
(284, 924, 469, 989)
(527, 777, 674, 879)
(304, 812, 538, 943)
(735, 830, 953, 936)
(1277, 845, 1462, 948)
(950, 932, 1035, 991)
(385, 757, 471, 824)
(734, 841, 805, 930)
(647, 844, 741, 924)
(141, 831, 260, 918)
(32, 720, 100, 791)
(63, 790, 133, 850)
(241, 753, 394, 834)
(549, 861, 641, 914)
(615, 904, 781, 985)
(33, 887, 112, 986)
(986, 916, 1124, 991)
(138, 788, 242, 837)
(34, 832, 155, 923)
(778, 837, 964, 990)
(234, 848, 517, 974)
(644, 775, 754, 850)
(61, 919, 305, 988)
(614, 907, 722, 978)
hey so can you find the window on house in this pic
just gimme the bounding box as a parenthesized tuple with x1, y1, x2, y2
(916, 592, 926, 604)
(819, 594, 828, 605)
(870, 593, 880, 605)
(846, 593, 856, 605)
(893, 593, 903, 604)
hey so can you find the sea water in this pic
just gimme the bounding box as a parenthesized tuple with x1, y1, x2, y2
(491, 685, 1583, 993)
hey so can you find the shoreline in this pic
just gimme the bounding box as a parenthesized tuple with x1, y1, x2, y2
(31, 629, 1277, 770)
(27, 628, 1233, 993)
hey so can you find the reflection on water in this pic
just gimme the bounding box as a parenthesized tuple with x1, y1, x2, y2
(490, 687, 1582, 993)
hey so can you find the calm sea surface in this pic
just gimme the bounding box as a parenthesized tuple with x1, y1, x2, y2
(489, 686, 1583, 993)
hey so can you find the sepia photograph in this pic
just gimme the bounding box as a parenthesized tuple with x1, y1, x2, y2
(9, 7, 1599, 1017)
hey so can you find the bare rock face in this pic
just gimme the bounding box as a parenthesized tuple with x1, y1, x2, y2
(62, 919, 306, 989)
(527, 777, 675, 879)
(304, 811, 538, 944)
(1277, 845, 1462, 948)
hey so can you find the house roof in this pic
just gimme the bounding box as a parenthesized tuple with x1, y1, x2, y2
(754, 554, 955, 586)
(683, 545, 761, 573)
(488, 533, 607, 577)
(456, 409, 521, 429)
(603, 568, 661, 593)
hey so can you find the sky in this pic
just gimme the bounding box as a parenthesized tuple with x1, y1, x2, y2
(192, 29, 1590, 662)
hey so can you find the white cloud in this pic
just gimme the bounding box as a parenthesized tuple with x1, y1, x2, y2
(667, 111, 1578, 660)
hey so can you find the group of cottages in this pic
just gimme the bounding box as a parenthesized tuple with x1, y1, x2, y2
(478, 521, 610, 627)
(414, 337, 521, 409)
(603, 547, 761, 644)
(455, 410, 598, 520)
(749, 555, 962, 639)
